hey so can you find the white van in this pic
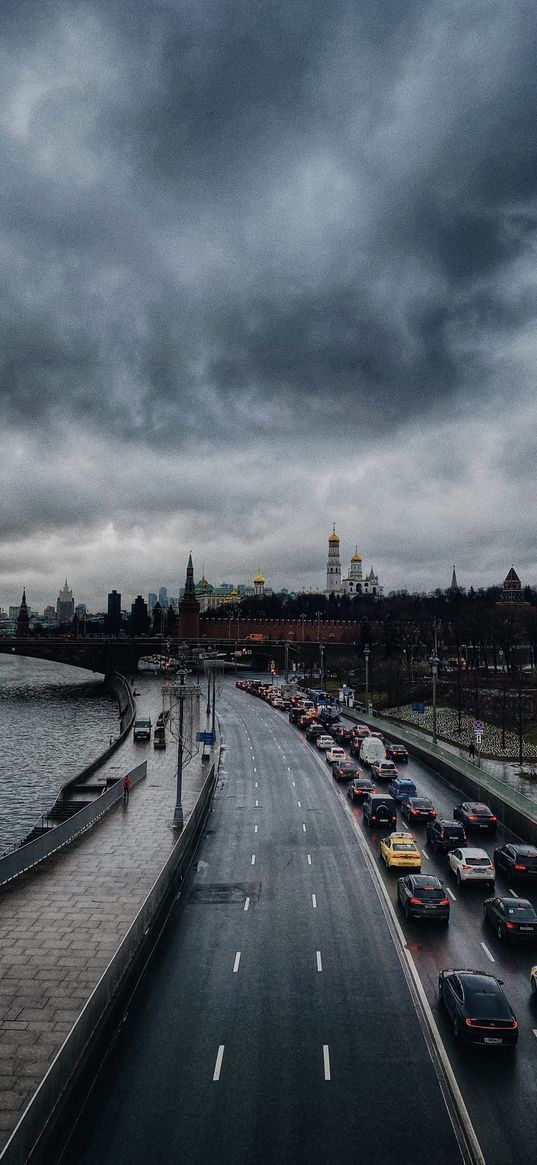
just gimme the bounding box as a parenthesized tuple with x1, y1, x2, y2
(359, 736, 386, 767)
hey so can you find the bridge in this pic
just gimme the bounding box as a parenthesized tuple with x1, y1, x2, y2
(0, 636, 361, 676)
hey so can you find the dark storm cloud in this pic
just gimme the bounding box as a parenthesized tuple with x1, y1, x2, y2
(1, 0, 537, 603)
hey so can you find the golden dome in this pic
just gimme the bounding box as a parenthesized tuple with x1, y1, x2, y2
(351, 552, 362, 562)
(254, 572, 265, 585)
(328, 531, 340, 543)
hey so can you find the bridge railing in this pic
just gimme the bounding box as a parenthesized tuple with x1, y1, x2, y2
(0, 762, 146, 889)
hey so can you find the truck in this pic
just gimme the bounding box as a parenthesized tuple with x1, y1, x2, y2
(133, 718, 152, 742)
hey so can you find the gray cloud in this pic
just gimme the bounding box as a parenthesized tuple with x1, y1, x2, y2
(1, 1, 536, 607)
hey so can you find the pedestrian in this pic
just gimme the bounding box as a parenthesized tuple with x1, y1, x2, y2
(122, 775, 132, 803)
(468, 740, 475, 761)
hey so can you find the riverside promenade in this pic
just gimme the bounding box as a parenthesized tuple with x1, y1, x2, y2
(0, 672, 212, 1154)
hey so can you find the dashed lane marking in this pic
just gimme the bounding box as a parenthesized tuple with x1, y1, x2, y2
(213, 1046, 225, 1081)
(233, 952, 241, 973)
(307, 854, 312, 865)
(251, 854, 256, 865)
(446, 887, 457, 901)
(254, 824, 258, 833)
(297, 800, 301, 807)
(323, 1045, 331, 1081)
(302, 823, 307, 832)
(508, 888, 518, 897)
(312, 893, 317, 908)
(244, 897, 250, 911)
(480, 941, 495, 962)
(316, 951, 323, 972)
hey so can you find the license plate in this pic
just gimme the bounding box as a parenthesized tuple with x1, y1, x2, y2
(520, 926, 534, 932)
(484, 1037, 502, 1044)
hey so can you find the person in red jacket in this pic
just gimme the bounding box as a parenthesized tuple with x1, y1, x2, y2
(122, 775, 132, 803)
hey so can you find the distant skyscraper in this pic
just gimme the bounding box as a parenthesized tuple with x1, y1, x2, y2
(107, 590, 122, 635)
(148, 592, 158, 611)
(130, 595, 150, 636)
(159, 586, 168, 607)
(56, 580, 75, 624)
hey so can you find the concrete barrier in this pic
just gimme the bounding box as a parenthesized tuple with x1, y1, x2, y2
(342, 707, 537, 845)
(0, 757, 219, 1165)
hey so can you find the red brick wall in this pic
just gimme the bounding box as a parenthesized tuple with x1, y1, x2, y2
(199, 616, 362, 643)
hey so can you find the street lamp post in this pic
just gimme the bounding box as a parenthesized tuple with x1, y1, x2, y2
(173, 670, 187, 830)
(364, 645, 370, 715)
(430, 654, 440, 746)
(316, 611, 321, 641)
(320, 643, 325, 690)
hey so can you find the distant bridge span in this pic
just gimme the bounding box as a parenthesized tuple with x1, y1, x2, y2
(0, 636, 359, 676)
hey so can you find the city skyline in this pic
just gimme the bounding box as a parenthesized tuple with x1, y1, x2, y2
(1, 3, 536, 608)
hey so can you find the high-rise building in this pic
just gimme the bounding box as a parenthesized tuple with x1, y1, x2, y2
(148, 592, 158, 611)
(56, 580, 75, 624)
(159, 586, 168, 608)
(106, 590, 122, 635)
(130, 595, 150, 636)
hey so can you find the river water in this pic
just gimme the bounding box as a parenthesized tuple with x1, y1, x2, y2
(0, 656, 119, 854)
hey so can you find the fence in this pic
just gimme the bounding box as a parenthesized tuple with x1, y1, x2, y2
(0, 762, 146, 889)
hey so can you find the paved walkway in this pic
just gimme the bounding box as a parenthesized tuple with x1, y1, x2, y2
(0, 673, 213, 1153)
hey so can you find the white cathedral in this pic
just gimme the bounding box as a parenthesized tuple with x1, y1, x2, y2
(325, 527, 382, 598)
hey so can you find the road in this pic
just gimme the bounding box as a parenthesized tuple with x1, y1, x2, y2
(58, 680, 536, 1164)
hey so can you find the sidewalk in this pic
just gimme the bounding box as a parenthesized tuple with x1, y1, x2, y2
(0, 674, 212, 1153)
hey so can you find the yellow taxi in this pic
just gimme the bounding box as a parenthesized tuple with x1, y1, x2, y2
(380, 832, 422, 871)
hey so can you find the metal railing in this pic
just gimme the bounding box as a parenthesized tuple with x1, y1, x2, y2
(0, 762, 146, 889)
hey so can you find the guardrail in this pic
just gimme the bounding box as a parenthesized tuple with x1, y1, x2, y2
(0, 762, 146, 889)
(0, 757, 218, 1165)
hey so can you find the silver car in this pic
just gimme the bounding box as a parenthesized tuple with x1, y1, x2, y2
(448, 847, 495, 887)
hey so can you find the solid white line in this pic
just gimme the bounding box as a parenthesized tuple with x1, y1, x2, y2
(323, 1045, 331, 1081)
(480, 941, 495, 962)
(244, 897, 250, 911)
(251, 854, 256, 865)
(316, 950, 323, 972)
(213, 1045, 225, 1081)
(254, 824, 258, 833)
(233, 952, 241, 973)
(446, 887, 457, 901)
(307, 854, 312, 865)
(302, 823, 307, 832)
(508, 888, 518, 897)
(312, 893, 317, 908)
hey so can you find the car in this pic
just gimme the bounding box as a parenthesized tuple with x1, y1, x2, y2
(289, 707, 303, 724)
(352, 725, 371, 740)
(306, 723, 325, 742)
(333, 762, 360, 782)
(385, 743, 409, 763)
(401, 797, 437, 824)
(453, 802, 497, 835)
(370, 759, 398, 782)
(483, 897, 537, 942)
(397, 874, 450, 922)
(316, 735, 335, 751)
(347, 776, 376, 801)
(493, 844, 537, 881)
(362, 793, 397, 829)
(438, 969, 518, 1045)
(332, 726, 354, 745)
(387, 777, 418, 803)
(369, 731, 384, 742)
(426, 819, 467, 853)
(380, 832, 422, 871)
(133, 718, 151, 741)
(531, 966, 537, 995)
(448, 847, 495, 887)
(325, 746, 347, 766)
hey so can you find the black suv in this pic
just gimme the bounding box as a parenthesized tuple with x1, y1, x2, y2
(306, 724, 325, 743)
(426, 819, 466, 853)
(362, 794, 397, 829)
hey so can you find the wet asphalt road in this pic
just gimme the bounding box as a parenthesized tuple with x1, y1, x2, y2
(59, 681, 537, 1165)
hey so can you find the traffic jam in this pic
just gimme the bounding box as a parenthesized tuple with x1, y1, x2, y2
(235, 678, 537, 1051)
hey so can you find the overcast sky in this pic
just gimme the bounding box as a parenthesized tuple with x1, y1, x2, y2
(1, 0, 536, 611)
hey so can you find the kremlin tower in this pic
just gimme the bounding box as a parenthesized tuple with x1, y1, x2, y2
(178, 554, 200, 639)
(16, 589, 30, 637)
(325, 526, 342, 595)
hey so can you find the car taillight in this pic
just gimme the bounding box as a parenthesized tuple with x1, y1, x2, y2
(514, 864, 526, 871)
(467, 815, 477, 820)
(410, 808, 419, 816)
(490, 816, 497, 822)
(439, 898, 450, 906)
(505, 920, 515, 929)
(409, 897, 422, 905)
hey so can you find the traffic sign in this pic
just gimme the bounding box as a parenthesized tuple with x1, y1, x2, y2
(196, 731, 215, 744)
(474, 733, 482, 746)
(412, 703, 425, 714)
(473, 720, 483, 732)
